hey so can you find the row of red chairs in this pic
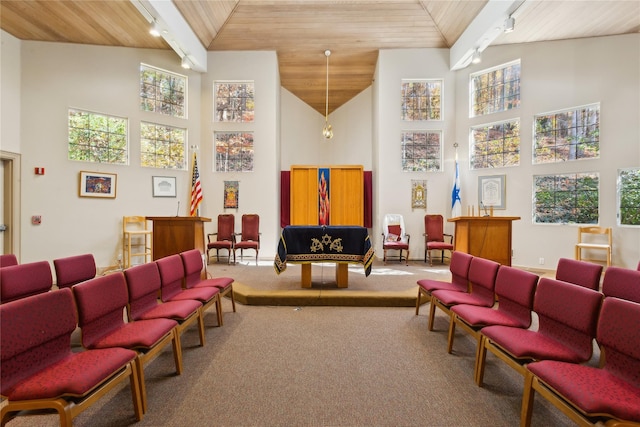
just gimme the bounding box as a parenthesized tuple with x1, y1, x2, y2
(415, 251, 640, 426)
(0, 249, 235, 426)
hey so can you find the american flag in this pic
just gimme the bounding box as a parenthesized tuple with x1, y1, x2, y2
(190, 153, 203, 216)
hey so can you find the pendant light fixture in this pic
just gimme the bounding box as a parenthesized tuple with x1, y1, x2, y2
(322, 50, 334, 140)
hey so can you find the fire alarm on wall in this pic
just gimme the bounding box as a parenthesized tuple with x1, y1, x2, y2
(34, 167, 45, 175)
(32, 215, 42, 225)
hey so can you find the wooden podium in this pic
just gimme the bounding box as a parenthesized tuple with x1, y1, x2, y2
(448, 216, 520, 266)
(146, 216, 211, 260)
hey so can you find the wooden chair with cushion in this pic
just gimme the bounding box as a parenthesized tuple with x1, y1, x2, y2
(428, 256, 500, 331)
(233, 213, 260, 265)
(521, 297, 640, 427)
(447, 265, 538, 358)
(575, 226, 612, 268)
(423, 214, 454, 265)
(601, 265, 640, 303)
(180, 249, 235, 322)
(0, 260, 53, 304)
(72, 272, 182, 414)
(53, 253, 97, 289)
(382, 213, 410, 265)
(415, 251, 473, 315)
(207, 214, 235, 265)
(0, 253, 18, 268)
(124, 261, 206, 347)
(555, 257, 602, 290)
(475, 277, 603, 387)
(156, 254, 223, 327)
(1, 288, 143, 426)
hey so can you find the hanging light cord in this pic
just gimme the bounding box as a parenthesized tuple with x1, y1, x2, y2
(323, 50, 333, 139)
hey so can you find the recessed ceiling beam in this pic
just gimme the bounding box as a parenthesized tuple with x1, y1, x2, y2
(130, 0, 207, 72)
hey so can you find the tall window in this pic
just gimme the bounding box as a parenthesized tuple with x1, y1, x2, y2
(140, 122, 186, 169)
(214, 82, 255, 122)
(618, 168, 640, 226)
(68, 109, 128, 164)
(214, 132, 254, 172)
(401, 131, 442, 172)
(533, 104, 600, 163)
(533, 172, 599, 224)
(140, 64, 186, 118)
(471, 60, 520, 117)
(401, 80, 442, 121)
(470, 120, 520, 169)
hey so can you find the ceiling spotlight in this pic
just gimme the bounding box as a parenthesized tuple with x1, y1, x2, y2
(504, 16, 515, 33)
(471, 49, 481, 65)
(181, 55, 191, 69)
(149, 20, 161, 37)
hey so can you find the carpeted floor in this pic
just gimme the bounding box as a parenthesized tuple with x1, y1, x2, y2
(4, 259, 578, 427)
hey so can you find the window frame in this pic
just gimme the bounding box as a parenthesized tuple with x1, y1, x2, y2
(214, 131, 254, 172)
(140, 121, 187, 170)
(400, 130, 443, 172)
(533, 172, 600, 225)
(618, 167, 640, 227)
(469, 118, 520, 170)
(470, 59, 521, 118)
(213, 81, 255, 123)
(140, 63, 187, 119)
(68, 108, 129, 165)
(401, 79, 443, 121)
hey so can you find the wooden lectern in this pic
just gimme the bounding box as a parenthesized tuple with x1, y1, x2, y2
(146, 216, 211, 260)
(448, 216, 520, 266)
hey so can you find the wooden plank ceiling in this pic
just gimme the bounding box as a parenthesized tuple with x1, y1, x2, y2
(1, 1, 638, 115)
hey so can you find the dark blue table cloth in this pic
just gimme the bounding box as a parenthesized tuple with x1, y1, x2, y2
(274, 226, 374, 277)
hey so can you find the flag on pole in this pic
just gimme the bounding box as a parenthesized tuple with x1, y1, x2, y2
(451, 152, 462, 218)
(190, 153, 203, 217)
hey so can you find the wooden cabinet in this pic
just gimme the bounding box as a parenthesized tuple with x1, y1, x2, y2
(448, 216, 520, 266)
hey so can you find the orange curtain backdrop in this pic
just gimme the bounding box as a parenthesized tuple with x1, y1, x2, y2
(280, 170, 372, 228)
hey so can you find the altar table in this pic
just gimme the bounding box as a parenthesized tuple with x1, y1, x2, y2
(274, 226, 374, 288)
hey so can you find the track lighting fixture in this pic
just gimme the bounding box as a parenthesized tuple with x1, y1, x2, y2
(181, 55, 192, 69)
(149, 20, 161, 37)
(471, 49, 482, 65)
(504, 16, 515, 33)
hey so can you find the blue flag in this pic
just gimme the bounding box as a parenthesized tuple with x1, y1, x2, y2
(451, 158, 462, 217)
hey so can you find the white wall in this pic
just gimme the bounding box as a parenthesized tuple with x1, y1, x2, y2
(2, 30, 639, 270)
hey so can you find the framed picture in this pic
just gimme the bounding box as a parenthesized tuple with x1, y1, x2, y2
(79, 171, 117, 198)
(224, 181, 239, 208)
(478, 174, 506, 209)
(152, 176, 177, 197)
(411, 180, 427, 209)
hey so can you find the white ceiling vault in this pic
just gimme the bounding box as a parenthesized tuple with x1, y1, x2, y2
(1, 0, 638, 114)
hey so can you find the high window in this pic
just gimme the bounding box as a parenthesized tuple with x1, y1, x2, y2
(214, 132, 254, 172)
(140, 64, 186, 118)
(401, 80, 442, 121)
(140, 122, 186, 169)
(471, 60, 520, 117)
(401, 131, 442, 172)
(533, 104, 600, 163)
(618, 168, 640, 226)
(214, 82, 255, 122)
(470, 120, 520, 169)
(68, 109, 128, 164)
(533, 172, 599, 224)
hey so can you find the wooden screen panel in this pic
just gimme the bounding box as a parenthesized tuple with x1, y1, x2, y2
(330, 166, 363, 226)
(290, 166, 318, 225)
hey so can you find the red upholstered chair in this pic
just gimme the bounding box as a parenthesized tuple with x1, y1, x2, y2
(72, 272, 181, 414)
(555, 257, 602, 290)
(180, 249, 235, 322)
(207, 214, 236, 264)
(447, 265, 539, 357)
(124, 261, 206, 347)
(53, 253, 97, 289)
(0, 253, 18, 268)
(601, 265, 640, 303)
(428, 256, 500, 331)
(637, 260, 640, 271)
(521, 297, 640, 427)
(0, 260, 53, 304)
(156, 254, 223, 327)
(415, 251, 473, 315)
(475, 277, 603, 387)
(1, 288, 143, 426)
(382, 213, 410, 265)
(423, 214, 454, 265)
(233, 213, 260, 265)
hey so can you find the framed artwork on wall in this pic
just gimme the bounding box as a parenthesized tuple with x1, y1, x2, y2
(79, 171, 117, 198)
(152, 176, 177, 197)
(224, 181, 239, 208)
(411, 180, 427, 209)
(478, 174, 506, 209)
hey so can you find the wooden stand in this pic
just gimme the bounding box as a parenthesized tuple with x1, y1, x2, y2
(146, 216, 211, 260)
(448, 216, 520, 266)
(301, 263, 349, 288)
